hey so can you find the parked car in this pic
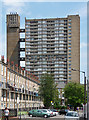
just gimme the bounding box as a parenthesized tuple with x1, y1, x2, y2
(28, 109, 50, 118)
(50, 109, 58, 116)
(59, 109, 69, 115)
(65, 111, 79, 120)
(28, 109, 37, 116)
(41, 109, 54, 117)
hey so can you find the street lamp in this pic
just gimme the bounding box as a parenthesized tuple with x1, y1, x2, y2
(72, 68, 86, 120)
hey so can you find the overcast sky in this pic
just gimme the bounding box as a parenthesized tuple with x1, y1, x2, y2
(0, 0, 87, 83)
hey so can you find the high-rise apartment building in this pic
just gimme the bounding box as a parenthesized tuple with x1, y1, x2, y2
(25, 15, 80, 84)
(7, 13, 80, 87)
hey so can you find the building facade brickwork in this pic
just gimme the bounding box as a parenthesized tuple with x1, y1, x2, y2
(0, 58, 43, 110)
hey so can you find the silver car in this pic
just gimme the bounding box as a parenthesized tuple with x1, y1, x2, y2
(40, 109, 53, 117)
(65, 111, 79, 120)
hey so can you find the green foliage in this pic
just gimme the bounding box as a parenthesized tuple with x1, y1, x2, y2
(39, 73, 60, 108)
(53, 90, 61, 109)
(64, 82, 84, 109)
(18, 111, 28, 115)
(60, 105, 67, 109)
(53, 104, 60, 109)
(53, 104, 67, 109)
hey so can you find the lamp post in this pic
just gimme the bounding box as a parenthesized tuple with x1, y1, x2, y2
(33, 85, 35, 109)
(72, 68, 86, 120)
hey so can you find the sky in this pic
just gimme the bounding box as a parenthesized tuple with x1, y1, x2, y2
(0, 0, 87, 83)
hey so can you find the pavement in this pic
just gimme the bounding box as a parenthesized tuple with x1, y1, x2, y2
(78, 110, 84, 118)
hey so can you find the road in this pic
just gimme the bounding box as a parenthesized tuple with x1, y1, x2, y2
(19, 114, 65, 119)
(18, 111, 83, 120)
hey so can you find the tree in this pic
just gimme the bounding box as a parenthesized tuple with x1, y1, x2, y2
(39, 73, 59, 108)
(53, 89, 61, 109)
(64, 82, 84, 110)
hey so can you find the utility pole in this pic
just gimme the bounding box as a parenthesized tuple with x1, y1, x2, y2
(84, 76, 86, 119)
(72, 69, 86, 120)
(6, 62, 8, 107)
(87, 79, 89, 120)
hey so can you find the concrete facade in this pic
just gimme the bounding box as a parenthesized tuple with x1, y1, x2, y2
(67, 15, 80, 83)
(7, 13, 20, 66)
(6, 13, 80, 92)
(25, 15, 80, 84)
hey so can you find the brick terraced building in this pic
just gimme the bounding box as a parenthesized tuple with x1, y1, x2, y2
(0, 57, 43, 110)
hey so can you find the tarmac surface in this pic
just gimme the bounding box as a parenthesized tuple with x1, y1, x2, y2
(18, 114, 65, 120)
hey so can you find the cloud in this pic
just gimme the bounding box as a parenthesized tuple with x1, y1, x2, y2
(6, 7, 23, 14)
(0, 34, 6, 56)
(3, 0, 88, 3)
(80, 42, 87, 48)
(3, 0, 26, 14)
(79, 5, 87, 17)
(3, 0, 25, 7)
(67, 3, 87, 18)
(2, 0, 87, 16)
(3, 0, 25, 5)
